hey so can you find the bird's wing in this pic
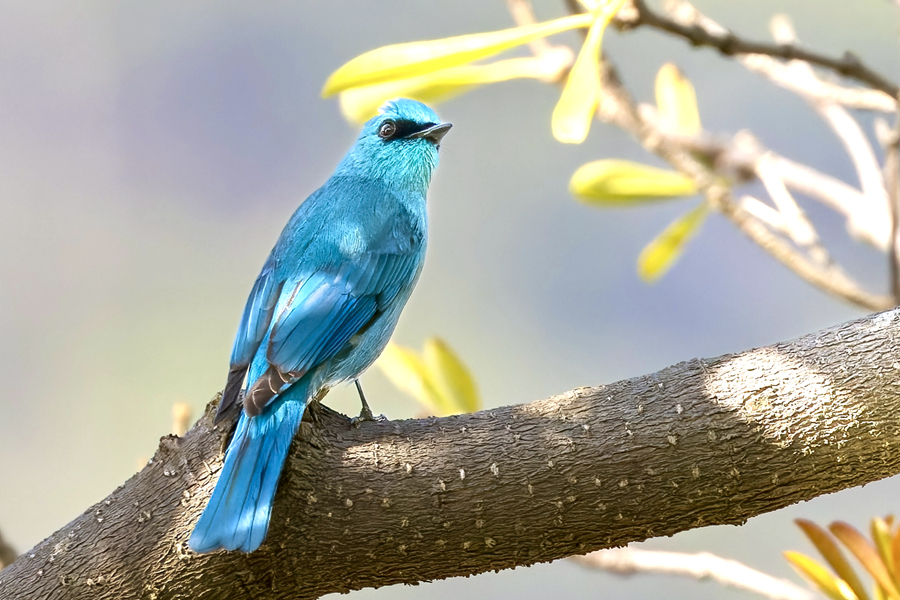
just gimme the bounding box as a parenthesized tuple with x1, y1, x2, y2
(243, 249, 418, 416)
(216, 253, 284, 422)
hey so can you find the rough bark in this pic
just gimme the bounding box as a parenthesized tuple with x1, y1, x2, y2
(3, 309, 900, 599)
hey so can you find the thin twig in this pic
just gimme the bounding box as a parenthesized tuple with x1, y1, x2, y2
(544, 0, 890, 309)
(761, 13, 890, 254)
(663, 131, 879, 247)
(596, 60, 893, 311)
(740, 195, 787, 234)
(619, 0, 900, 99)
(756, 154, 831, 267)
(740, 55, 896, 112)
(876, 117, 900, 303)
(572, 548, 816, 600)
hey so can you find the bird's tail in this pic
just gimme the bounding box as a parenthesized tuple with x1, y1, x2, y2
(189, 382, 310, 553)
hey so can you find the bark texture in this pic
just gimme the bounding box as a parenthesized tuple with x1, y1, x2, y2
(3, 309, 900, 599)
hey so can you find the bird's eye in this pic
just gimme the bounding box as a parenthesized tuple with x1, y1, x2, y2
(378, 120, 397, 140)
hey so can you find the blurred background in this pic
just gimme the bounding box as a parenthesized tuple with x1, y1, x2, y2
(0, 0, 897, 597)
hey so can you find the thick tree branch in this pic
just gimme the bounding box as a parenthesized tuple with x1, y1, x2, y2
(3, 310, 900, 598)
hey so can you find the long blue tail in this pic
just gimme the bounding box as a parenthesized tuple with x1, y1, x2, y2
(189, 388, 309, 553)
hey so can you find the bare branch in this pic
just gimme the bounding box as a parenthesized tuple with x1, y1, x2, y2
(617, 0, 900, 99)
(572, 548, 816, 600)
(757, 154, 831, 267)
(760, 13, 890, 252)
(741, 55, 897, 112)
(666, 6, 892, 252)
(876, 117, 900, 303)
(595, 60, 893, 311)
(739, 195, 786, 233)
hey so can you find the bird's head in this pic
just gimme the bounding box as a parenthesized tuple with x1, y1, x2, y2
(337, 98, 451, 193)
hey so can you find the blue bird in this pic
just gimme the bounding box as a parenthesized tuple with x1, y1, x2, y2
(188, 99, 451, 554)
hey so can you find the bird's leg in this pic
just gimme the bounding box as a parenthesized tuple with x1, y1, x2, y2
(350, 379, 386, 427)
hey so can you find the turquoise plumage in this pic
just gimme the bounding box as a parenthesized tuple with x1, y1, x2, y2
(189, 99, 450, 553)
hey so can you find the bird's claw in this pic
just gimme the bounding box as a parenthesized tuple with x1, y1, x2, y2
(350, 408, 387, 428)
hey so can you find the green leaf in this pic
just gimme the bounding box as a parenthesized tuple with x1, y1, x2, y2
(655, 63, 701, 135)
(831, 522, 900, 600)
(637, 203, 708, 283)
(376, 342, 451, 415)
(569, 159, 697, 204)
(338, 56, 561, 124)
(423, 337, 481, 415)
(322, 13, 593, 97)
(796, 519, 870, 600)
(785, 551, 860, 600)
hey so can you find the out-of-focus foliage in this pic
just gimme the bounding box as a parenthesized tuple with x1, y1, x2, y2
(551, 0, 625, 143)
(338, 55, 567, 124)
(786, 517, 900, 600)
(569, 159, 698, 204)
(655, 63, 702, 136)
(377, 338, 480, 416)
(637, 203, 708, 282)
(568, 63, 707, 281)
(323, 0, 628, 142)
(322, 13, 592, 97)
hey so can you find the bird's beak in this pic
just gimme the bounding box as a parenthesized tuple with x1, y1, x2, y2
(408, 122, 452, 145)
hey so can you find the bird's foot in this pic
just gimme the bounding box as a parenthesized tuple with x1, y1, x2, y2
(350, 406, 387, 428)
(350, 378, 386, 427)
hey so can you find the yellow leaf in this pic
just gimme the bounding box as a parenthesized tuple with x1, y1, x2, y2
(376, 342, 450, 415)
(870, 518, 896, 593)
(551, 0, 626, 143)
(831, 522, 900, 600)
(551, 16, 604, 143)
(637, 203, 708, 282)
(655, 63, 701, 135)
(423, 337, 481, 415)
(569, 159, 697, 204)
(891, 525, 900, 590)
(322, 13, 594, 97)
(796, 519, 871, 600)
(785, 551, 860, 600)
(339, 56, 562, 124)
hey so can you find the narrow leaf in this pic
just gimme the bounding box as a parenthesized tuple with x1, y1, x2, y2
(376, 342, 451, 415)
(339, 56, 561, 124)
(831, 522, 900, 599)
(891, 525, 900, 592)
(551, 14, 605, 144)
(785, 551, 860, 600)
(322, 13, 593, 96)
(871, 518, 896, 591)
(796, 519, 870, 600)
(423, 337, 481, 415)
(637, 203, 708, 282)
(655, 63, 701, 135)
(569, 159, 697, 204)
